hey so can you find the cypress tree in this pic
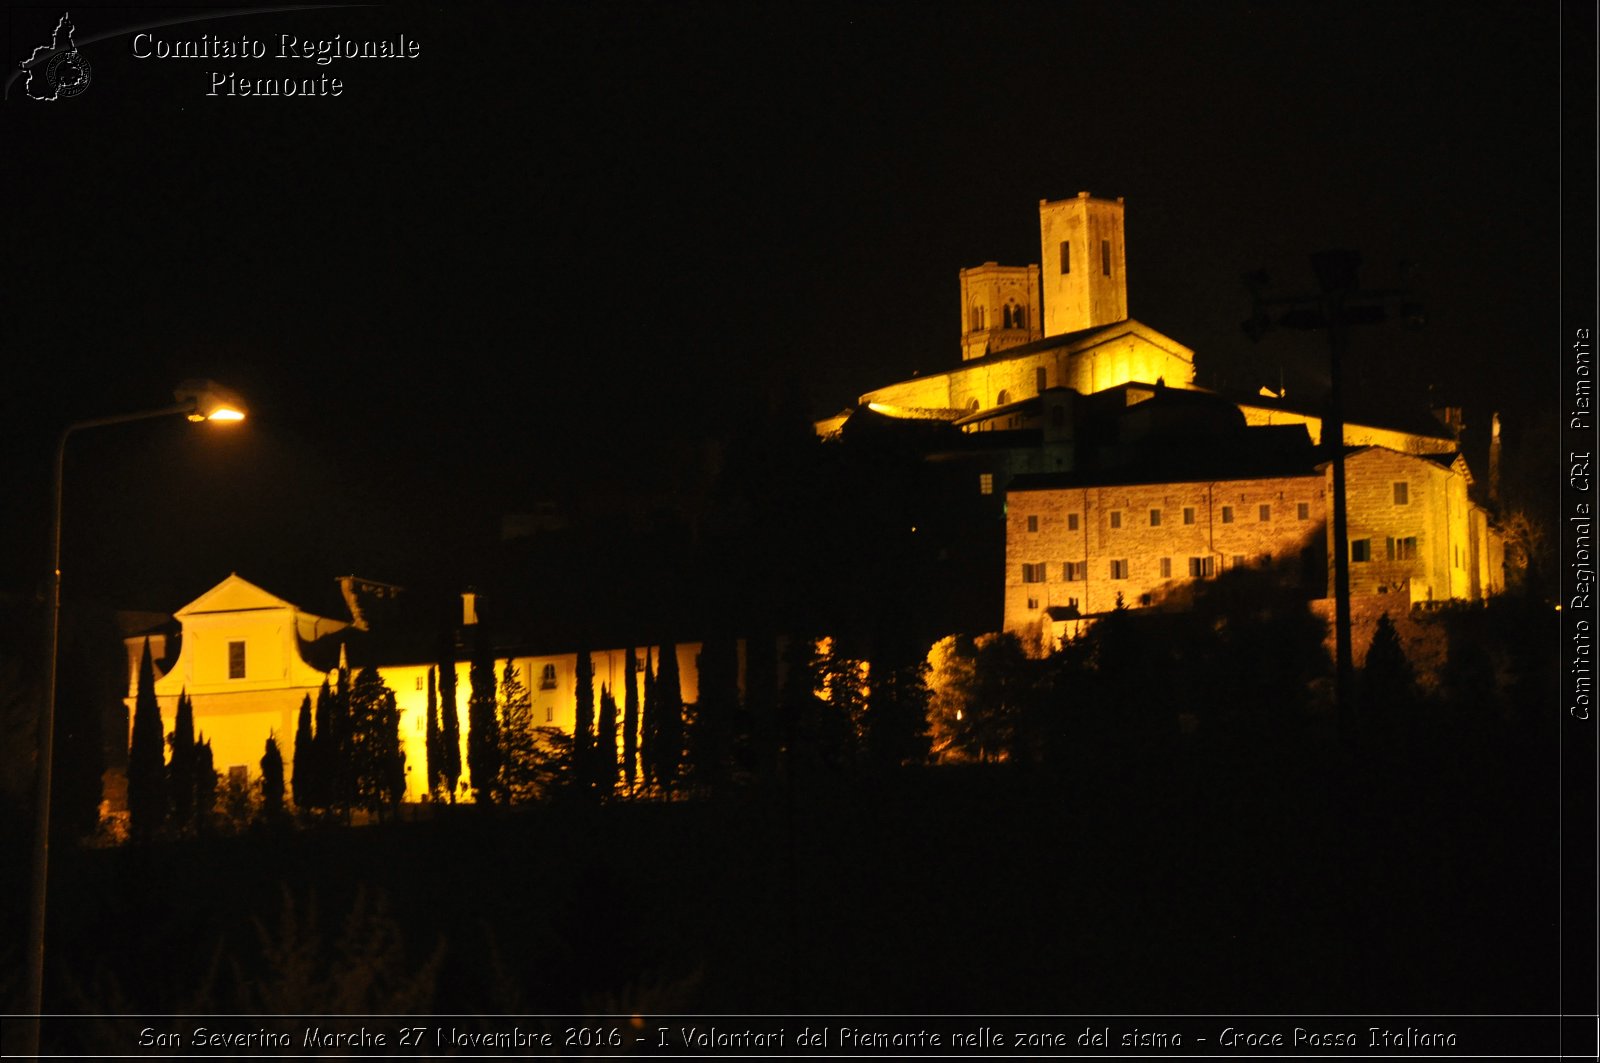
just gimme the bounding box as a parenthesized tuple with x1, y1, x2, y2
(167, 688, 196, 832)
(311, 678, 334, 811)
(331, 657, 353, 815)
(689, 636, 737, 790)
(640, 649, 657, 790)
(260, 733, 285, 821)
(291, 693, 314, 813)
(424, 666, 441, 799)
(466, 625, 501, 803)
(656, 642, 684, 794)
(127, 639, 166, 841)
(573, 645, 595, 795)
(499, 660, 538, 804)
(193, 734, 217, 831)
(349, 666, 405, 818)
(439, 645, 462, 802)
(623, 647, 640, 793)
(597, 684, 618, 799)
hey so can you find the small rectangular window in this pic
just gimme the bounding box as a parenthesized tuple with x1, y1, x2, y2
(1182, 507, 1195, 525)
(1259, 504, 1271, 522)
(1393, 482, 1409, 505)
(1036, 367, 1047, 392)
(1026, 515, 1039, 533)
(415, 676, 424, 691)
(1064, 561, 1085, 581)
(979, 473, 994, 496)
(1110, 559, 1129, 580)
(545, 706, 554, 723)
(1149, 508, 1162, 527)
(1351, 539, 1371, 562)
(1101, 239, 1111, 275)
(1060, 241, 1071, 274)
(228, 640, 245, 680)
(1067, 513, 1080, 531)
(1297, 502, 1310, 520)
(1022, 563, 1046, 583)
(1110, 511, 1123, 529)
(1188, 556, 1215, 578)
(1221, 506, 1234, 524)
(1387, 536, 1418, 561)
(1159, 557, 1172, 578)
(1026, 596, 1039, 610)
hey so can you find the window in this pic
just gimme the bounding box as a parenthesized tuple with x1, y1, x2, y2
(1064, 561, 1085, 581)
(540, 663, 557, 690)
(545, 706, 554, 723)
(1297, 502, 1310, 520)
(1149, 508, 1162, 527)
(229, 765, 248, 787)
(1393, 482, 1409, 505)
(1035, 367, 1046, 392)
(1059, 240, 1071, 274)
(1351, 539, 1372, 562)
(1110, 559, 1129, 580)
(228, 640, 245, 680)
(1221, 506, 1234, 524)
(1067, 513, 1080, 531)
(1182, 507, 1195, 526)
(1387, 536, 1418, 561)
(415, 676, 424, 691)
(1026, 515, 1039, 533)
(1232, 554, 1247, 570)
(979, 473, 994, 495)
(1188, 556, 1215, 578)
(1101, 239, 1112, 275)
(996, 389, 1011, 406)
(1159, 557, 1172, 578)
(1022, 563, 1046, 583)
(1259, 504, 1271, 522)
(1026, 596, 1039, 610)
(1110, 511, 1123, 529)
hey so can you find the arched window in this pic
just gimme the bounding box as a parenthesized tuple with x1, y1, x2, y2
(971, 305, 985, 331)
(540, 663, 557, 690)
(966, 398, 980, 413)
(996, 389, 1011, 406)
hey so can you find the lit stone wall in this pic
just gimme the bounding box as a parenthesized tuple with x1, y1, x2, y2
(959, 262, 1042, 362)
(1237, 402, 1455, 454)
(1334, 448, 1475, 604)
(1039, 192, 1127, 337)
(1003, 473, 1327, 635)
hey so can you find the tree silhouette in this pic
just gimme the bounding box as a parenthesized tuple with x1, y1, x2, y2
(291, 693, 314, 814)
(573, 645, 595, 796)
(167, 688, 196, 832)
(622, 647, 640, 794)
(1360, 612, 1417, 740)
(424, 666, 441, 799)
(349, 667, 405, 818)
(640, 649, 657, 790)
(439, 639, 462, 802)
(597, 684, 618, 799)
(127, 639, 166, 841)
(499, 659, 539, 804)
(260, 733, 286, 822)
(655, 643, 684, 794)
(467, 626, 501, 804)
(688, 635, 738, 790)
(193, 734, 217, 832)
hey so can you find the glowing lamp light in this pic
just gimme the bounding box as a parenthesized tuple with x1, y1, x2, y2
(175, 379, 249, 423)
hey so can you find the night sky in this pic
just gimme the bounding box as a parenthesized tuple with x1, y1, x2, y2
(2, 2, 1571, 612)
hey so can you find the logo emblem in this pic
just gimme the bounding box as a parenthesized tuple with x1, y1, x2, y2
(21, 12, 91, 101)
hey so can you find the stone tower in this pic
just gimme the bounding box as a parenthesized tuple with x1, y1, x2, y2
(958, 261, 1042, 362)
(1038, 191, 1128, 337)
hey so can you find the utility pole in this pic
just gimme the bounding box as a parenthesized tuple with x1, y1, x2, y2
(1244, 250, 1423, 739)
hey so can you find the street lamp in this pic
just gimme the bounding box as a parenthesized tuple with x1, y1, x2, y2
(22, 379, 247, 1057)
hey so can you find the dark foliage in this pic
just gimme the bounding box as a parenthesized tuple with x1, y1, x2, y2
(259, 734, 285, 821)
(466, 626, 501, 804)
(622, 647, 639, 794)
(126, 639, 166, 841)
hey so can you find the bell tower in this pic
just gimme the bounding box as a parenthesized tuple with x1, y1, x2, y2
(1039, 191, 1127, 337)
(959, 262, 1042, 361)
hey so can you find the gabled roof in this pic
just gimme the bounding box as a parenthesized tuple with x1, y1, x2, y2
(174, 572, 348, 635)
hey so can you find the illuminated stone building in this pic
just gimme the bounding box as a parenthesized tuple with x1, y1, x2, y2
(123, 573, 702, 799)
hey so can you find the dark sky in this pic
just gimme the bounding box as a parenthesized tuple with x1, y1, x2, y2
(1, 1, 1573, 611)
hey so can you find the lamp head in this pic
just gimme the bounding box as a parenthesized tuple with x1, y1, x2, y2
(174, 379, 247, 423)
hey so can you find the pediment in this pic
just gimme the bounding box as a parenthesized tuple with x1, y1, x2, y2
(175, 573, 297, 617)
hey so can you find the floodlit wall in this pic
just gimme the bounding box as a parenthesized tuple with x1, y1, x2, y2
(1003, 473, 1327, 634)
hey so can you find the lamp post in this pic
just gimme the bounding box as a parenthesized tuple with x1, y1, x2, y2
(22, 380, 246, 1058)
